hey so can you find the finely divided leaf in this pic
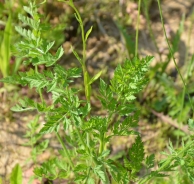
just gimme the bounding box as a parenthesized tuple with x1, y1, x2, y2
(93, 165, 106, 182)
(15, 26, 36, 40)
(42, 41, 55, 54)
(145, 154, 155, 169)
(74, 164, 88, 172)
(11, 104, 35, 112)
(110, 56, 153, 102)
(128, 136, 144, 172)
(113, 112, 139, 136)
(18, 14, 39, 30)
(100, 150, 110, 158)
(46, 46, 64, 67)
(23, 5, 36, 17)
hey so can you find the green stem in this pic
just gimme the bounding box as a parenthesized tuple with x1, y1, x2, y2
(68, 1, 91, 103)
(34, 65, 44, 105)
(99, 133, 104, 154)
(135, 0, 141, 57)
(73, 117, 90, 153)
(85, 167, 91, 184)
(35, 65, 38, 73)
(157, 0, 194, 116)
(55, 132, 74, 169)
(75, 126, 89, 152)
(39, 89, 44, 104)
(102, 165, 110, 184)
(68, 1, 86, 64)
(58, 2, 110, 183)
(69, 0, 93, 152)
(144, 1, 161, 61)
(98, 132, 110, 184)
(180, 18, 194, 121)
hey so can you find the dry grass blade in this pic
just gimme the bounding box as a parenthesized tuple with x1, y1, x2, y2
(151, 109, 190, 134)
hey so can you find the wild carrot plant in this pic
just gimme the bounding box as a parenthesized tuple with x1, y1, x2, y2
(1, 0, 194, 183)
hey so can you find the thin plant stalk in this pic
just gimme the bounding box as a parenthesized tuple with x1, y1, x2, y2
(66, 0, 92, 149)
(157, 0, 194, 117)
(58, 1, 110, 183)
(55, 132, 74, 169)
(143, 1, 162, 61)
(135, 0, 141, 57)
(34, 66, 44, 104)
(180, 15, 194, 121)
(66, 0, 90, 99)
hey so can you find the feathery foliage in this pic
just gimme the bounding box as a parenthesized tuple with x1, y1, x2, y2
(1, 0, 194, 183)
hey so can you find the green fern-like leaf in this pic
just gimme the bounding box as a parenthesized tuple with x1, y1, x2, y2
(110, 56, 153, 102)
(18, 14, 40, 30)
(15, 26, 36, 40)
(128, 136, 144, 173)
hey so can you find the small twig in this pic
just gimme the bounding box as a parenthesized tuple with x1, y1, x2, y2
(151, 109, 190, 134)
